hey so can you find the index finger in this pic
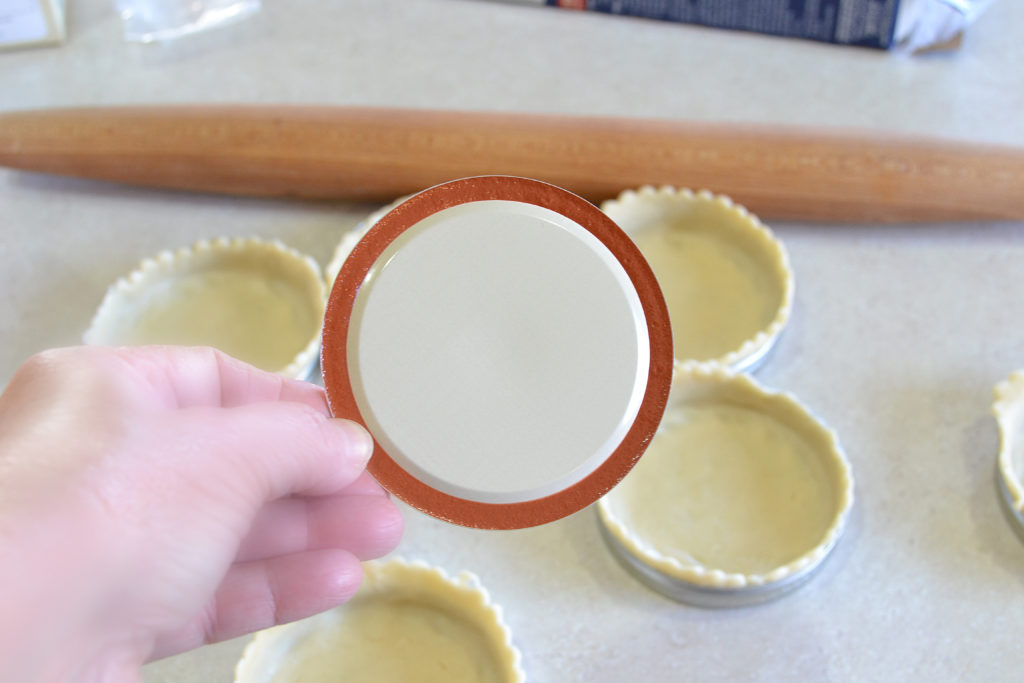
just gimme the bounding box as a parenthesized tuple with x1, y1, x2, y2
(170, 402, 374, 500)
(117, 346, 329, 412)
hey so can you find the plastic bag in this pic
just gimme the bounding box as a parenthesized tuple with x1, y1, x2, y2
(116, 0, 260, 42)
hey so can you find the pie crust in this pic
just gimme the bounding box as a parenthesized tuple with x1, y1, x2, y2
(601, 187, 793, 372)
(233, 558, 525, 683)
(598, 363, 854, 606)
(993, 372, 1024, 534)
(84, 237, 325, 379)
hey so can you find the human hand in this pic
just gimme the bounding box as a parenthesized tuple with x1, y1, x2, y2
(0, 346, 403, 683)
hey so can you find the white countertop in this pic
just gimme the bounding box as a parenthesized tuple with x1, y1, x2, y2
(3, 1, 1024, 680)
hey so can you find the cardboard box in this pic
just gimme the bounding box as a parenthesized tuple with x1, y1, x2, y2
(507, 0, 990, 52)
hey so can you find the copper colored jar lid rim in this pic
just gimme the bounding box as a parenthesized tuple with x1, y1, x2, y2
(322, 176, 673, 529)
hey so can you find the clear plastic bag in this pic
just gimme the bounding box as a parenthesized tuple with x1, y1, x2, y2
(894, 0, 995, 52)
(116, 0, 260, 42)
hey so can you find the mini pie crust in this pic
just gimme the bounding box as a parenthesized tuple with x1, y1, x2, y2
(598, 363, 853, 601)
(993, 372, 1024, 531)
(234, 558, 525, 683)
(84, 237, 325, 379)
(601, 187, 793, 372)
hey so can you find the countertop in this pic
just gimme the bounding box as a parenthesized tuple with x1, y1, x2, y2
(2, 1, 1024, 680)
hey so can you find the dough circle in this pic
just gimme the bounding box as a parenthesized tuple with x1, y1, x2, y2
(601, 187, 793, 372)
(85, 237, 325, 379)
(234, 559, 524, 683)
(599, 363, 854, 602)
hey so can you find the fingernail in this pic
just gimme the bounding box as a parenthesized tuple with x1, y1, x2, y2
(334, 419, 374, 465)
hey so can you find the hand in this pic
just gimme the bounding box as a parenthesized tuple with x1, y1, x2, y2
(0, 346, 403, 683)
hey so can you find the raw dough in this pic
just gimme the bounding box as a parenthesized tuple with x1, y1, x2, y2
(601, 188, 792, 368)
(632, 228, 782, 363)
(234, 561, 522, 683)
(264, 598, 507, 682)
(110, 267, 318, 372)
(86, 240, 324, 376)
(607, 402, 838, 574)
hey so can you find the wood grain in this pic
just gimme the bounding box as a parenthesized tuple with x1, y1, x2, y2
(1, 105, 1022, 222)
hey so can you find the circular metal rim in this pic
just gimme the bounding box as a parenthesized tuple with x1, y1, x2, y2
(322, 176, 674, 529)
(598, 510, 836, 608)
(997, 464, 1024, 544)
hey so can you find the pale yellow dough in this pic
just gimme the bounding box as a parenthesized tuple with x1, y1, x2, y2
(108, 267, 316, 372)
(599, 365, 853, 587)
(234, 560, 523, 683)
(602, 188, 792, 368)
(632, 229, 782, 364)
(85, 239, 324, 377)
(264, 598, 506, 682)
(607, 403, 837, 574)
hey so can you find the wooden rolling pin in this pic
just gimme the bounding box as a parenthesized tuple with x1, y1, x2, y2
(1, 105, 1022, 222)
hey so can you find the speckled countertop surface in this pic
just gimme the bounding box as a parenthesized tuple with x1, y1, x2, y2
(2, 1, 1024, 680)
